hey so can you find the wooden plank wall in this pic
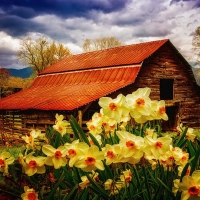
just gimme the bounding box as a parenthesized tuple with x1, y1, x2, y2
(0, 110, 56, 145)
(113, 43, 200, 128)
(83, 43, 200, 128)
(0, 110, 87, 145)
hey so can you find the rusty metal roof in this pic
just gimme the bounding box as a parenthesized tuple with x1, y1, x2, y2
(0, 39, 169, 111)
(0, 66, 140, 110)
(40, 39, 168, 75)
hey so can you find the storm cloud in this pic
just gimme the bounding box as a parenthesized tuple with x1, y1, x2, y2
(0, 0, 199, 69)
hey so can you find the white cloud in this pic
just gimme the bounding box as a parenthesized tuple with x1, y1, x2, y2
(0, 31, 20, 52)
(0, 0, 200, 68)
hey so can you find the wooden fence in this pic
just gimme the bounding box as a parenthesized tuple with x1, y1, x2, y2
(0, 110, 88, 145)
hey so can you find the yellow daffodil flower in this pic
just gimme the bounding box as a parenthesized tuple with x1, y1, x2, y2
(86, 119, 102, 135)
(88, 134, 102, 146)
(0, 152, 15, 175)
(42, 145, 68, 169)
(103, 144, 122, 165)
(22, 129, 46, 149)
(120, 169, 133, 186)
(104, 179, 124, 195)
(155, 100, 168, 121)
(24, 153, 46, 176)
(53, 114, 72, 136)
(116, 130, 144, 164)
(99, 94, 129, 123)
(126, 88, 152, 121)
(73, 145, 104, 172)
(172, 179, 180, 196)
(144, 135, 172, 159)
(64, 140, 89, 167)
(79, 170, 99, 190)
(79, 175, 90, 190)
(177, 124, 196, 142)
(21, 186, 38, 200)
(179, 170, 200, 200)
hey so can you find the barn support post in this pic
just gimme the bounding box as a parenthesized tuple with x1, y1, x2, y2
(78, 110, 83, 127)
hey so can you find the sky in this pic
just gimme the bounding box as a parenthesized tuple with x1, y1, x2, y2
(0, 0, 199, 69)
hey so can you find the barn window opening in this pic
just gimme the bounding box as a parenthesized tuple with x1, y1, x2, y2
(160, 79, 174, 100)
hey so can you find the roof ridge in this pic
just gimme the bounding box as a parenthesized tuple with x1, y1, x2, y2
(39, 39, 169, 75)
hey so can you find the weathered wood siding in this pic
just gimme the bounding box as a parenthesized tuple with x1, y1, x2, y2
(0, 110, 81, 144)
(1, 42, 200, 144)
(83, 43, 200, 128)
(0, 110, 55, 144)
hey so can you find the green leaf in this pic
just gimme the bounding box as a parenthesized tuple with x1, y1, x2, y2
(180, 163, 190, 181)
(89, 133, 102, 150)
(70, 115, 90, 146)
(63, 185, 78, 200)
(0, 188, 21, 199)
(54, 131, 61, 148)
(47, 171, 65, 200)
(187, 140, 196, 158)
(174, 127, 188, 147)
(157, 178, 175, 198)
(191, 145, 200, 173)
(142, 166, 151, 200)
(87, 175, 109, 199)
(79, 187, 89, 200)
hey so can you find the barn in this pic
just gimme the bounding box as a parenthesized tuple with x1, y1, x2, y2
(0, 39, 200, 143)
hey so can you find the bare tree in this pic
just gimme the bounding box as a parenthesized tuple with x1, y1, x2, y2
(82, 36, 123, 52)
(192, 26, 200, 66)
(17, 36, 71, 75)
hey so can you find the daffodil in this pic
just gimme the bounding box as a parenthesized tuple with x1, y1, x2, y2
(126, 88, 152, 122)
(120, 169, 132, 186)
(24, 153, 46, 176)
(0, 152, 15, 175)
(172, 179, 180, 196)
(99, 94, 129, 123)
(21, 186, 38, 200)
(144, 135, 172, 159)
(103, 144, 122, 165)
(178, 170, 200, 200)
(64, 140, 89, 167)
(86, 119, 102, 136)
(159, 145, 189, 171)
(172, 147, 189, 166)
(22, 129, 46, 149)
(79, 171, 99, 190)
(145, 128, 157, 139)
(73, 145, 104, 172)
(154, 100, 168, 120)
(88, 134, 102, 146)
(104, 179, 124, 195)
(178, 165, 191, 177)
(79, 175, 90, 190)
(42, 145, 68, 169)
(177, 124, 196, 142)
(101, 115, 116, 133)
(116, 130, 144, 164)
(185, 128, 196, 142)
(53, 114, 72, 136)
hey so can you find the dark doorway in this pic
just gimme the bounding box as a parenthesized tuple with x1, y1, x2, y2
(160, 79, 174, 100)
(162, 106, 179, 130)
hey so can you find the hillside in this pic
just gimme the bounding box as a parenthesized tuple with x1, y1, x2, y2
(8, 67, 33, 78)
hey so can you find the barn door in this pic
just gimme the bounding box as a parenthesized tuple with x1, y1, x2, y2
(162, 106, 179, 130)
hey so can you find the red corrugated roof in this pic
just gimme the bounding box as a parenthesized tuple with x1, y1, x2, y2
(0, 66, 140, 110)
(40, 39, 168, 74)
(0, 39, 169, 111)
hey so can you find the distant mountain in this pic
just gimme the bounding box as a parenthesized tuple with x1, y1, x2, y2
(8, 67, 34, 78)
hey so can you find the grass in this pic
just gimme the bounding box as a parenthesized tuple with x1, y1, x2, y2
(0, 145, 25, 159)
